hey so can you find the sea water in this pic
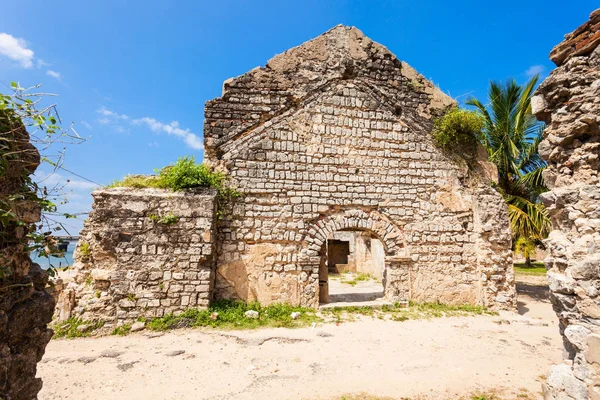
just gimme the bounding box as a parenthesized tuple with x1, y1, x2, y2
(31, 239, 77, 270)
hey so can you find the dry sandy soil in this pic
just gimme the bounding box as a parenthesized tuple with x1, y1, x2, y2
(38, 280, 561, 400)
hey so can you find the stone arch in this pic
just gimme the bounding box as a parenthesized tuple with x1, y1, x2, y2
(302, 209, 405, 259)
(298, 209, 410, 308)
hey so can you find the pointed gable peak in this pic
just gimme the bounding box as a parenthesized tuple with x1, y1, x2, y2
(265, 24, 392, 73)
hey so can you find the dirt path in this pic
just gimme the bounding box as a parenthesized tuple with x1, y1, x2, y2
(38, 288, 561, 400)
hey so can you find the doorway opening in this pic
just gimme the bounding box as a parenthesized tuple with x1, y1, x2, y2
(318, 230, 386, 307)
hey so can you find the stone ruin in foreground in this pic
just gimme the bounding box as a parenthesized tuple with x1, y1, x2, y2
(532, 9, 600, 400)
(56, 25, 516, 325)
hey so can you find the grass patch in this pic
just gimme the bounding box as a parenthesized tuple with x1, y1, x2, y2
(112, 324, 131, 336)
(321, 301, 496, 323)
(514, 262, 546, 276)
(52, 317, 104, 339)
(146, 299, 320, 331)
(338, 272, 377, 286)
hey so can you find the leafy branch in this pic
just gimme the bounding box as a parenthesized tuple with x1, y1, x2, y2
(0, 81, 88, 281)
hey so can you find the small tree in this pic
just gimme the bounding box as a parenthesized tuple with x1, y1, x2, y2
(514, 236, 536, 267)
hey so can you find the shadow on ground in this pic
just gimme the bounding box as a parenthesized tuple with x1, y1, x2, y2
(516, 282, 550, 316)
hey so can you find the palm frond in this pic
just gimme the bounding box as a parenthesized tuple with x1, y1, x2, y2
(506, 194, 551, 240)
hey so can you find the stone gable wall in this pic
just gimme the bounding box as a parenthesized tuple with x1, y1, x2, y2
(57, 188, 217, 325)
(205, 26, 515, 310)
(532, 9, 600, 400)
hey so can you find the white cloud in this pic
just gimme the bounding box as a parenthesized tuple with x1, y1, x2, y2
(0, 33, 35, 68)
(46, 69, 61, 80)
(114, 125, 130, 134)
(525, 65, 545, 78)
(36, 59, 49, 68)
(96, 106, 128, 120)
(133, 117, 203, 150)
(81, 121, 92, 130)
(95, 105, 203, 150)
(148, 141, 159, 148)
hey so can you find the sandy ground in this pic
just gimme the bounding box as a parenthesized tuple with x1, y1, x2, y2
(38, 281, 561, 400)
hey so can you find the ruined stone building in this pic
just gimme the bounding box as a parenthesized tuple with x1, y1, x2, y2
(61, 25, 515, 325)
(204, 25, 514, 310)
(532, 9, 600, 400)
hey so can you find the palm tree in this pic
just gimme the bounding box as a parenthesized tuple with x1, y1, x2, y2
(467, 76, 551, 261)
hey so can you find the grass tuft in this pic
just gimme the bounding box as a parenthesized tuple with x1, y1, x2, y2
(112, 324, 131, 336)
(339, 272, 377, 286)
(51, 317, 104, 339)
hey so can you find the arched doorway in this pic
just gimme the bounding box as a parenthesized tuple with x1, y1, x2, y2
(318, 229, 386, 305)
(299, 209, 410, 308)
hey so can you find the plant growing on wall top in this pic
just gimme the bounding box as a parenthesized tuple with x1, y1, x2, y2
(108, 156, 240, 218)
(433, 107, 485, 156)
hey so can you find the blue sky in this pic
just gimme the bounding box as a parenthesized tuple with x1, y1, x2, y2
(0, 0, 596, 234)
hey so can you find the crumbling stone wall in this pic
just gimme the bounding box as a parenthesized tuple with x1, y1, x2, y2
(58, 188, 217, 325)
(205, 25, 515, 310)
(0, 119, 54, 399)
(531, 9, 600, 400)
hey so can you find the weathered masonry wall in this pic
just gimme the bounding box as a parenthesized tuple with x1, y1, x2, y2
(532, 9, 600, 400)
(205, 25, 516, 310)
(57, 188, 217, 325)
(0, 118, 54, 399)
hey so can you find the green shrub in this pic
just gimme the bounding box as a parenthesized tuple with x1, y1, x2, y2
(108, 156, 237, 196)
(433, 107, 484, 154)
(107, 156, 240, 217)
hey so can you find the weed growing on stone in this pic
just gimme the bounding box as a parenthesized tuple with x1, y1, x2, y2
(148, 212, 179, 225)
(147, 299, 320, 331)
(79, 242, 91, 259)
(52, 317, 104, 339)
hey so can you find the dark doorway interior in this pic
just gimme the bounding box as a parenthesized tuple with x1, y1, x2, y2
(327, 239, 350, 273)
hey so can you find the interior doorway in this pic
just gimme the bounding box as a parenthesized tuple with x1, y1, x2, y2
(318, 230, 386, 306)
